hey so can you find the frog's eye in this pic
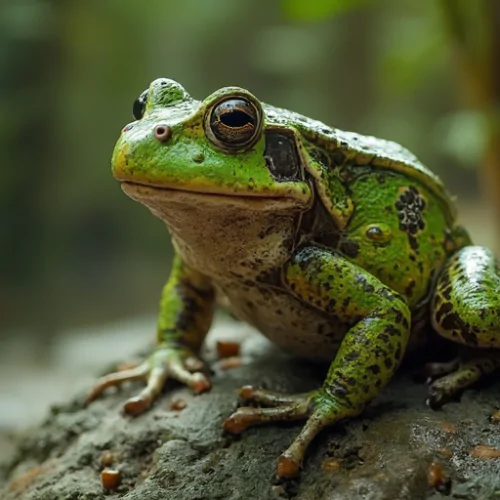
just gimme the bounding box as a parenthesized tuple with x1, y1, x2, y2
(133, 89, 149, 120)
(206, 97, 262, 151)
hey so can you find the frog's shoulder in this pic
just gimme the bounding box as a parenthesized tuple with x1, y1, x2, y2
(263, 104, 457, 222)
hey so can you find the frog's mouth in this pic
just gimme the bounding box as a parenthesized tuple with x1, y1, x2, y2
(120, 181, 313, 213)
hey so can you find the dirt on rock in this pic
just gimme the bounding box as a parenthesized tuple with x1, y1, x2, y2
(1, 324, 500, 500)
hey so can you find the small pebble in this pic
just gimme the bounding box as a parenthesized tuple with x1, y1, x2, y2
(489, 410, 500, 424)
(101, 468, 121, 490)
(170, 398, 187, 411)
(427, 462, 451, 495)
(469, 445, 500, 459)
(321, 458, 342, 472)
(219, 356, 242, 370)
(216, 341, 240, 358)
(100, 450, 114, 467)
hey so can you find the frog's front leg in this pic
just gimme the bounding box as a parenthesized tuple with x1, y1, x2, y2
(224, 246, 411, 479)
(86, 254, 214, 414)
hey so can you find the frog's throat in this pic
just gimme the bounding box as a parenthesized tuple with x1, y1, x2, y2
(121, 181, 313, 213)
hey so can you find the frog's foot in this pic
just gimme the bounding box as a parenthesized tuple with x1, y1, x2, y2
(85, 348, 211, 415)
(223, 389, 360, 479)
(427, 357, 500, 410)
(421, 358, 460, 382)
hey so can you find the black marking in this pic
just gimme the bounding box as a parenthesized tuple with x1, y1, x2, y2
(340, 239, 360, 258)
(395, 186, 427, 250)
(263, 132, 301, 181)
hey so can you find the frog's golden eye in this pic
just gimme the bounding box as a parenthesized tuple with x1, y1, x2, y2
(206, 97, 262, 151)
(133, 89, 149, 120)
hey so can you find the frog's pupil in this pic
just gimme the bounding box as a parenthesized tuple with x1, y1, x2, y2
(220, 110, 254, 128)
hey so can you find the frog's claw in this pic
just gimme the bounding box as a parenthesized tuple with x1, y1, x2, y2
(85, 349, 211, 415)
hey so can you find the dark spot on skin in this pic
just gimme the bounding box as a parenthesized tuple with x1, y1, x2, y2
(385, 325, 401, 338)
(409, 235, 419, 251)
(405, 279, 416, 297)
(384, 358, 393, 369)
(396, 186, 426, 250)
(367, 364, 381, 375)
(330, 151, 346, 166)
(434, 302, 453, 323)
(309, 148, 330, 167)
(441, 285, 452, 301)
(395, 343, 402, 361)
(340, 239, 360, 258)
(344, 351, 360, 362)
(192, 153, 205, 164)
(378, 333, 390, 343)
(264, 132, 301, 181)
(376, 174, 386, 184)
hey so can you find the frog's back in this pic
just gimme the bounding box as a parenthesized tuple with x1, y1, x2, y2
(263, 104, 457, 225)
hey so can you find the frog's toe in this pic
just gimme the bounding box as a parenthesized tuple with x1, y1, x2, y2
(85, 348, 211, 414)
(426, 384, 451, 410)
(223, 402, 309, 434)
(275, 402, 360, 479)
(85, 363, 150, 406)
(421, 358, 460, 382)
(237, 386, 311, 407)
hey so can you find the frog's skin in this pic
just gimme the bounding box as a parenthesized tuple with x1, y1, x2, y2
(87, 78, 500, 479)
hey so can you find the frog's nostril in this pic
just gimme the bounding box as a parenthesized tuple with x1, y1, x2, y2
(154, 125, 172, 143)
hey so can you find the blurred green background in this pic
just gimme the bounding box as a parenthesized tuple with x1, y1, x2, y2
(1, 0, 499, 437)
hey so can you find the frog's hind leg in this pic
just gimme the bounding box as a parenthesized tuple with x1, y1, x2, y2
(429, 246, 500, 406)
(427, 356, 500, 408)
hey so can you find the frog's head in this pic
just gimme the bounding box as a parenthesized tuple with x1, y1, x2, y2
(112, 78, 313, 214)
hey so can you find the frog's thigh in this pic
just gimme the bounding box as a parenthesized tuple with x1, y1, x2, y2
(284, 246, 411, 406)
(431, 246, 500, 348)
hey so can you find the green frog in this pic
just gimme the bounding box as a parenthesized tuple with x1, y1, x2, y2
(87, 78, 500, 479)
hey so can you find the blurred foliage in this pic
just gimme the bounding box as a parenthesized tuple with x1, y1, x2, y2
(1, 0, 497, 340)
(283, 0, 372, 21)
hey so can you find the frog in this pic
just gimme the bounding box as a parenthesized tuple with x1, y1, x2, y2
(86, 78, 500, 479)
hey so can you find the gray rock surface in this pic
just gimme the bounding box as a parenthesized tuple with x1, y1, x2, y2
(1, 320, 500, 500)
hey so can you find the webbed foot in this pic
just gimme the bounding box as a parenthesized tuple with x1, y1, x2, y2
(85, 348, 211, 415)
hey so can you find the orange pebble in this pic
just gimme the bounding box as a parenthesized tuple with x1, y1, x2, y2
(219, 356, 242, 370)
(469, 445, 500, 459)
(101, 468, 121, 490)
(170, 398, 187, 411)
(427, 462, 451, 494)
(216, 341, 240, 358)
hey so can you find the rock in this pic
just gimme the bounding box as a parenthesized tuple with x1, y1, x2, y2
(1, 320, 500, 500)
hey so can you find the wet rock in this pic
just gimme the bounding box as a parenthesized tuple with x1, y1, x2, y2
(1, 322, 499, 500)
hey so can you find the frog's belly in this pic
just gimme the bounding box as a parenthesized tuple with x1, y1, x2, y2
(217, 281, 349, 361)
(217, 281, 429, 360)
